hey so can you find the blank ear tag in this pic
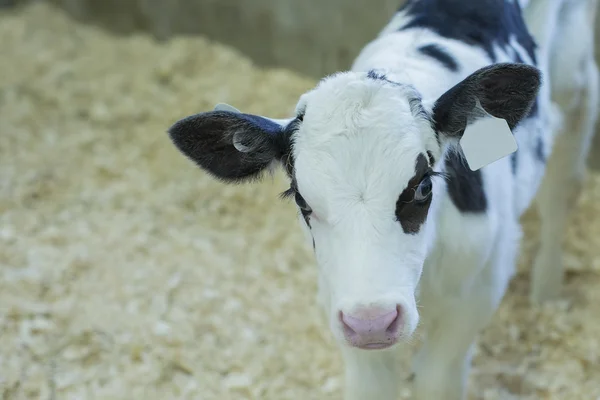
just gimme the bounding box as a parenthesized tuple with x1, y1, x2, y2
(214, 103, 242, 113)
(459, 110, 518, 171)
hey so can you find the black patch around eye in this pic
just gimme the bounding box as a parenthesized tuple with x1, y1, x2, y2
(395, 153, 435, 234)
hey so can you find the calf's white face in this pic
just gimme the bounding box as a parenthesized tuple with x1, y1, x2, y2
(288, 72, 440, 348)
(168, 64, 541, 350)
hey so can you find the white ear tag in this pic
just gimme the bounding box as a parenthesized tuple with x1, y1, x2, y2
(214, 103, 242, 113)
(459, 105, 518, 171)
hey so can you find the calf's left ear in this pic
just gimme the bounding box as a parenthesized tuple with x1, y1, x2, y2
(432, 63, 541, 140)
(168, 111, 293, 183)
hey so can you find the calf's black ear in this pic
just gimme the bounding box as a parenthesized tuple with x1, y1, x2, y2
(168, 111, 292, 183)
(432, 63, 541, 139)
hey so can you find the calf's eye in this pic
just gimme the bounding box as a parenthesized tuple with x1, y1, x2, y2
(414, 176, 433, 203)
(295, 191, 312, 213)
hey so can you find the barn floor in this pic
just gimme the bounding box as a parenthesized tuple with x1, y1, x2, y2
(1, 3, 600, 400)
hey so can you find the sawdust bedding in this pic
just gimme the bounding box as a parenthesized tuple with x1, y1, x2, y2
(1, 3, 599, 399)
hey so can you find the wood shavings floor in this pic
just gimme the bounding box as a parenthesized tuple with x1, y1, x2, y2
(1, 3, 599, 400)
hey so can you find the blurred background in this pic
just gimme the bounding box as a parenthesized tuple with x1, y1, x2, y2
(1, 0, 600, 399)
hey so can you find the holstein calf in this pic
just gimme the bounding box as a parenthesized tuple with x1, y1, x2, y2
(167, 0, 599, 399)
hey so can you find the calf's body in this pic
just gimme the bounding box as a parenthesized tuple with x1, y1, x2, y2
(166, 0, 599, 399)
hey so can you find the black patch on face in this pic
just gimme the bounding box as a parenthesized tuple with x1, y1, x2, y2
(444, 150, 487, 212)
(418, 44, 459, 72)
(399, 0, 537, 65)
(396, 153, 435, 234)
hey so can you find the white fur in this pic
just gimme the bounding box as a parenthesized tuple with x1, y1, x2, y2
(265, 0, 599, 398)
(292, 75, 436, 343)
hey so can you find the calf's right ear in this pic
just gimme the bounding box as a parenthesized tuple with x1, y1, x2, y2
(168, 111, 293, 183)
(432, 63, 541, 140)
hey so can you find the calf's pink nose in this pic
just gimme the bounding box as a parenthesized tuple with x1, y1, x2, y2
(340, 306, 402, 349)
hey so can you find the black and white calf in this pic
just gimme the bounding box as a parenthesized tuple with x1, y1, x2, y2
(167, 0, 599, 399)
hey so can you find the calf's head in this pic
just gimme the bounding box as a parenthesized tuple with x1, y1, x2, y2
(168, 63, 540, 350)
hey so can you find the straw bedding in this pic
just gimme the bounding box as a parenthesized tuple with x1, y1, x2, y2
(1, 3, 599, 399)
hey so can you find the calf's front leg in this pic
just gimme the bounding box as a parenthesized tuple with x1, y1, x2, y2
(413, 236, 515, 400)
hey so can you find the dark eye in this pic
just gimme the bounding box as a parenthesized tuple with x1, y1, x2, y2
(294, 191, 312, 213)
(414, 176, 433, 202)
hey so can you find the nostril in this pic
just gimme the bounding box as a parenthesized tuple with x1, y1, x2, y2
(386, 305, 402, 334)
(339, 311, 356, 336)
